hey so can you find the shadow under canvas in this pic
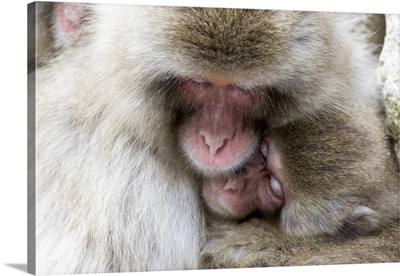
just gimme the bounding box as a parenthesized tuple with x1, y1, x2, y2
(6, 263, 27, 273)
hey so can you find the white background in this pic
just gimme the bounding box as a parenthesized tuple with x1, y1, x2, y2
(1, 0, 399, 275)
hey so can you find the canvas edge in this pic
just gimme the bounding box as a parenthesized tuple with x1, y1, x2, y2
(27, 2, 36, 275)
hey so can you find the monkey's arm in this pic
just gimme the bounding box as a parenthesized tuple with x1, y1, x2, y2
(200, 218, 400, 269)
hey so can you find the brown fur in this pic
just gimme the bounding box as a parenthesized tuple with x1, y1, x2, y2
(201, 218, 399, 268)
(201, 101, 399, 268)
(271, 101, 399, 237)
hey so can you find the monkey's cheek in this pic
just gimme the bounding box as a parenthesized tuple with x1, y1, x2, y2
(202, 181, 236, 218)
(202, 179, 253, 219)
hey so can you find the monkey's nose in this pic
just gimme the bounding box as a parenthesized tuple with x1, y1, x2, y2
(201, 134, 229, 155)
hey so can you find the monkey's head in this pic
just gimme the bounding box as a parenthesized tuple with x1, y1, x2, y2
(128, 7, 353, 177)
(50, 4, 357, 177)
(152, 8, 351, 176)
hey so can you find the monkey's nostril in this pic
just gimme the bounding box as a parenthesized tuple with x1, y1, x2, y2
(201, 134, 210, 151)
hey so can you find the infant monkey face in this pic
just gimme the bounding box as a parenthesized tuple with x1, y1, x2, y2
(202, 139, 286, 219)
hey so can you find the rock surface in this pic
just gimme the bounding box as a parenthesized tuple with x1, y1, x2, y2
(378, 14, 400, 162)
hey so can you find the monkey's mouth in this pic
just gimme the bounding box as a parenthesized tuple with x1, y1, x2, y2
(202, 140, 285, 220)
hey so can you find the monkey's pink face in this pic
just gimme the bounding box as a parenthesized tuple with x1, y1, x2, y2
(180, 79, 263, 175)
(202, 138, 286, 219)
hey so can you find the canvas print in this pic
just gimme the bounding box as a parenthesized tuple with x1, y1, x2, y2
(27, 2, 400, 275)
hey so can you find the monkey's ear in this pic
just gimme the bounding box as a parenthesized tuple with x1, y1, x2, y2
(53, 3, 91, 49)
